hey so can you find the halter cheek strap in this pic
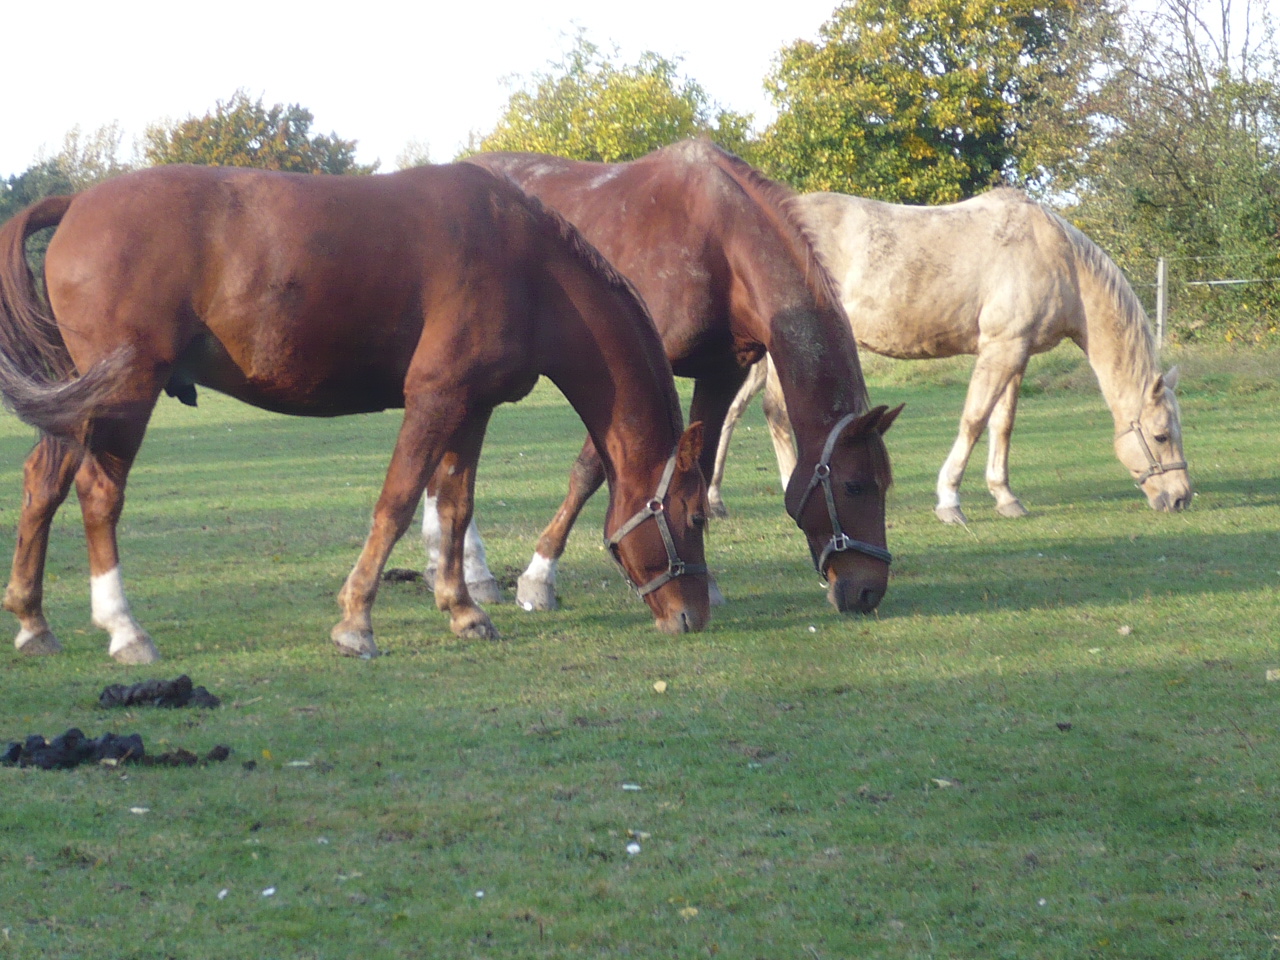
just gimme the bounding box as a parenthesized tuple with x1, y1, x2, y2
(605, 452, 708, 598)
(790, 412, 893, 576)
(1118, 421, 1188, 486)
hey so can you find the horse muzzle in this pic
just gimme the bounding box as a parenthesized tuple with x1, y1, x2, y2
(826, 569, 886, 614)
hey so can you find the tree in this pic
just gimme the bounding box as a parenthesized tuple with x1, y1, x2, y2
(1, 124, 134, 280)
(757, 0, 1116, 204)
(472, 32, 755, 162)
(144, 91, 377, 174)
(1065, 0, 1280, 342)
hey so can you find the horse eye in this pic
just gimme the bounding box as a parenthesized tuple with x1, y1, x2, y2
(691, 512, 708, 529)
(845, 481, 867, 497)
(1154, 434, 1169, 444)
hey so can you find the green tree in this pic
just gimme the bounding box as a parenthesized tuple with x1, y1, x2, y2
(758, 0, 1115, 204)
(472, 32, 755, 162)
(144, 90, 377, 174)
(1, 124, 134, 279)
(1066, 0, 1280, 342)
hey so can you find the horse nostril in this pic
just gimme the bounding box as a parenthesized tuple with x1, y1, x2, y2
(858, 588, 880, 611)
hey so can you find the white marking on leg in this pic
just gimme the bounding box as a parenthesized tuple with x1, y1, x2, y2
(523, 552, 557, 585)
(421, 495, 442, 571)
(91, 567, 153, 658)
(462, 520, 495, 586)
(936, 478, 962, 511)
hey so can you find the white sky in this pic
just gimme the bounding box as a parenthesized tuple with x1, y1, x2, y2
(3, 0, 842, 178)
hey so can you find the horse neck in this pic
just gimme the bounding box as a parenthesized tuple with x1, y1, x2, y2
(1075, 255, 1161, 431)
(543, 278, 681, 500)
(723, 195, 871, 452)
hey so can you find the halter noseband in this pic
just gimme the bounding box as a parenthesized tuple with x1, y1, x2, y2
(1118, 420, 1188, 486)
(790, 412, 892, 576)
(605, 452, 708, 598)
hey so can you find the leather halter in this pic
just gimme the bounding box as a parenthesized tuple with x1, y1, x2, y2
(790, 412, 892, 575)
(1117, 420, 1188, 486)
(605, 452, 708, 598)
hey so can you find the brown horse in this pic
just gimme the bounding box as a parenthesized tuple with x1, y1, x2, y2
(423, 140, 901, 614)
(0, 163, 709, 664)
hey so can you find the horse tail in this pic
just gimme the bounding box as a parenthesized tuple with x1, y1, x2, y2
(0, 194, 132, 436)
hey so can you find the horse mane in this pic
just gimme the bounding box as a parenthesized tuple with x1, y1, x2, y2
(691, 142, 851, 332)
(1043, 207, 1160, 383)
(494, 172, 650, 307)
(487, 168, 683, 432)
(688, 142, 888, 486)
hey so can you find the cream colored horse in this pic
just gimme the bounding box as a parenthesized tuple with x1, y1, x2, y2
(710, 188, 1192, 523)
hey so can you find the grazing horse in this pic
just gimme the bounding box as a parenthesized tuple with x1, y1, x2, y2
(0, 163, 709, 664)
(710, 188, 1191, 523)
(423, 140, 902, 615)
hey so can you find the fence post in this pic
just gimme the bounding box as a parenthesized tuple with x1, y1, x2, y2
(1155, 257, 1167, 345)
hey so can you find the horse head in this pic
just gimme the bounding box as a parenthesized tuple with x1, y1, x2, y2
(786, 404, 904, 614)
(605, 422, 711, 634)
(1115, 367, 1192, 512)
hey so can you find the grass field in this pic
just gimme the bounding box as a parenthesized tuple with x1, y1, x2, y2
(1, 345, 1277, 959)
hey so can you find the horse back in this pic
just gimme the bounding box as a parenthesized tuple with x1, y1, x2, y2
(39, 165, 563, 414)
(796, 189, 1084, 359)
(469, 145, 799, 371)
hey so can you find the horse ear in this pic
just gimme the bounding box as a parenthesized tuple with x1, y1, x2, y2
(677, 421, 704, 471)
(1162, 366, 1180, 393)
(876, 403, 906, 435)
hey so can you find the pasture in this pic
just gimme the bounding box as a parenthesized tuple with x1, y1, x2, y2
(1, 345, 1277, 959)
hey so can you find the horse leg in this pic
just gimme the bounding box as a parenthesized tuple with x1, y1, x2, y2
(986, 370, 1030, 518)
(333, 400, 490, 654)
(708, 360, 766, 519)
(430, 419, 499, 639)
(74, 413, 163, 663)
(515, 437, 604, 612)
(4, 435, 85, 655)
(935, 347, 1024, 524)
(421, 493, 502, 603)
(761, 356, 797, 492)
(690, 370, 752, 608)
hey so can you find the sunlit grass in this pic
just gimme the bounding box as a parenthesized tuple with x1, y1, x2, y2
(0, 346, 1276, 958)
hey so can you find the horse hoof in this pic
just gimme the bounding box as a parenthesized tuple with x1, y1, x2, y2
(15, 628, 63, 656)
(708, 497, 730, 520)
(467, 578, 504, 605)
(934, 505, 968, 524)
(516, 577, 557, 612)
(996, 499, 1029, 519)
(453, 614, 499, 641)
(331, 627, 379, 659)
(110, 635, 161, 665)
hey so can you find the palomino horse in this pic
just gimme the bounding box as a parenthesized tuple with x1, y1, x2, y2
(0, 163, 710, 664)
(423, 141, 902, 614)
(710, 188, 1191, 523)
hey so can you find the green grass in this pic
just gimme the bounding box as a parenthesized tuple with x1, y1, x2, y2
(1, 346, 1277, 959)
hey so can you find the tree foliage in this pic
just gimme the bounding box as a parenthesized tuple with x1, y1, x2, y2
(472, 33, 755, 162)
(758, 0, 1115, 204)
(1065, 0, 1280, 342)
(144, 91, 377, 174)
(1, 124, 134, 279)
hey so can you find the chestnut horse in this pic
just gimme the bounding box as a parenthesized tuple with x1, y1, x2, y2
(0, 163, 709, 664)
(711, 188, 1191, 522)
(423, 141, 902, 615)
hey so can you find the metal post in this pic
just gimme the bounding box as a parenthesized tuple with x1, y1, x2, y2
(1155, 257, 1167, 345)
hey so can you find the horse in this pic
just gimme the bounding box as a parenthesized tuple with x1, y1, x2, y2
(709, 188, 1191, 523)
(422, 140, 902, 615)
(0, 163, 710, 664)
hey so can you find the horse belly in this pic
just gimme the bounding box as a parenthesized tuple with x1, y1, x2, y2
(848, 301, 981, 360)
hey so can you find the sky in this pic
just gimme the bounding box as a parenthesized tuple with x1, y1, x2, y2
(4, 0, 843, 179)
